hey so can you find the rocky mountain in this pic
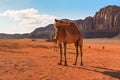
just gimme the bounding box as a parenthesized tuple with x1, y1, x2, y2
(94, 5, 120, 32)
(0, 5, 120, 39)
(77, 5, 120, 38)
(29, 24, 55, 38)
(76, 5, 120, 33)
(29, 5, 120, 39)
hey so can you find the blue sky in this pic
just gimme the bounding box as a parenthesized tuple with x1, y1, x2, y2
(0, 0, 120, 33)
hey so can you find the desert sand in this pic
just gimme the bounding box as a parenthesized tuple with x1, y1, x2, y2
(0, 38, 120, 80)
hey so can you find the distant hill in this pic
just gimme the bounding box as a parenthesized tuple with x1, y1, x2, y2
(113, 34, 120, 39)
(29, 24, 55, 38)
(0, 33, 30, 39)
(0, 5, 120, 39)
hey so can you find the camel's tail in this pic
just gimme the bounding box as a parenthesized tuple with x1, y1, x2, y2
(52, 38, 58, 53)
(53, 42, 58, 52)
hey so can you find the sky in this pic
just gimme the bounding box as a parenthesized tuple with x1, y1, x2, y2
(0, 0, 120, 34)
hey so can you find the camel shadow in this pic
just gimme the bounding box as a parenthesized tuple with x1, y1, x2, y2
(102, 71, 120, 79)
(67, 65, 120, 79)
(91, 66, 120, 79)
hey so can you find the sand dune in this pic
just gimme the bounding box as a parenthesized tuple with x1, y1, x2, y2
(0, 39, 120, 80)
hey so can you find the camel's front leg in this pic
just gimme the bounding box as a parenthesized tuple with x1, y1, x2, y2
(58, 43, 62, 65)
(63, 43, 67, 66)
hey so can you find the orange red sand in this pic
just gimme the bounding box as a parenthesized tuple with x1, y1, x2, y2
(0, 39, 120, 80)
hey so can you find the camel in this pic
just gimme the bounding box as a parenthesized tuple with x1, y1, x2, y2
(54, 19, 83, 66)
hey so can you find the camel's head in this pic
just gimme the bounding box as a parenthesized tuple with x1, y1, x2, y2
(54, 19, 70, 28)
(54, 19, 71, 32)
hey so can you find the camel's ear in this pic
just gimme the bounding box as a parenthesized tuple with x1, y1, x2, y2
(55, 19, 58, 22)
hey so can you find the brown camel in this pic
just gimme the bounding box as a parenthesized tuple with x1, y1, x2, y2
(54, 19, 83, 66)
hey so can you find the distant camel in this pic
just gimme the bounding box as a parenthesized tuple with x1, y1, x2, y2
(54, 19, 83, 66)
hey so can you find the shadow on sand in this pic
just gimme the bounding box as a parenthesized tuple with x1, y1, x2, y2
(91, 66, 120, 79)
(67, 65, 120, 79)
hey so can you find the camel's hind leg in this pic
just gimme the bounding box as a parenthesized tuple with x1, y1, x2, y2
(80, 44, 83, 66)
(63, 43, 67, 66)
(73, 42, 79, 65)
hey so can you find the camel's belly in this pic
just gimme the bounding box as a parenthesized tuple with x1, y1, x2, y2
(59, 38, 80, 44)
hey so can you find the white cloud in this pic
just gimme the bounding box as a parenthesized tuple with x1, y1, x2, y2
(0, 8, 56, 33)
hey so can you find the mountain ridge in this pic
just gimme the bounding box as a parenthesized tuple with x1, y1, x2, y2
(0, 5, 120, 39)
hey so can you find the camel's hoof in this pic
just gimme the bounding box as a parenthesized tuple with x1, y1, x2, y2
(80, 63, 83, 66)
(58, 63, 62, 65)
(64, 64, 68, 66)
(73, 63, 76, 65)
